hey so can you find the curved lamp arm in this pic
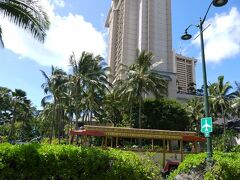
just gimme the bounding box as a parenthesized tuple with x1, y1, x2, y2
(202, 1, 213, 24)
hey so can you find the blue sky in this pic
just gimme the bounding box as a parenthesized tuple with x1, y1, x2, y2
(0, 0, 239, 109)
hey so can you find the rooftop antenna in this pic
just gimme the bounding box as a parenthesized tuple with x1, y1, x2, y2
(179, 43, 183, 55)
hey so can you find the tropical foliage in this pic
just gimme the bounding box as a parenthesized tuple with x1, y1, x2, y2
(34, 52, 111, 143)
(0, 87, 37, 142)
(209, 76, 233, 133)
(186, 76, 239, 151)
(231, 81, 240, 117)
(69, 52, 110, 126)
(186, 97, 203, 135)
(117, 50, 167, 128)
(168, 151, 240, 180)
(0, 0, 50, 46)
(0, 143, 162, 179)
(100, 89, 131, 127)
(1, 46, 240, 146)
(140, 98, 190, 130)
(41, 66, 68, 143)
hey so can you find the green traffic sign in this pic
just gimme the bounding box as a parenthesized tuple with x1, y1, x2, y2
(204, 132, 210, 137)
(201, 117, 213, 133)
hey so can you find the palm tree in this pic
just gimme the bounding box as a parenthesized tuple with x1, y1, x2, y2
(209, 76, 232, 134)
(37, 103, 55, 139)
(187, 82, 196, 95)
(64, 83, 75, 131)
(115, 79, 137, 124)
(0, 0, 50, 46)
(231, 96, 240, 118)
(41, 66, 68, 143)
(186, 97, 204, 135)
(8, 89, 31, 140)
(101, 89, 129, 126)
(0, 87, 12, 122)
(231, 82, 240, 118)
(120, 50, 166, 129)
(69, 52, 110, 126)
(235, 81, 240, 94)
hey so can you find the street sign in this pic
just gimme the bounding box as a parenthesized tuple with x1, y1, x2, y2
(204, 132, 210, 137)
(201, 117, 213, 133)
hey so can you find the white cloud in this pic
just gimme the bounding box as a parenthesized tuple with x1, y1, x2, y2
(1, 0, 107, 70)
(192, 7, 240, 63)
(52, 0, 65, 7)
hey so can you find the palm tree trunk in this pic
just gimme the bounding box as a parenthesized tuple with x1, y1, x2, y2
(197, 120, 200, 136)
(75, 85, 81, 128)
(50, 122, 54, 144)
(90, 111, 93, 125)
(61, 108, 65, 138)
(86, 112, 89, 124)
(8, 117, 16, 141)
(57, 102, 61, 144)
(138, 99, 142, 129)
(50, 103, 57, 144)
(67, 118, 70, 139)
(138, 99, 142, 147)
(70, 114, 73, 130)
(82, 111, 86, 124)
(221, 105, 226, 151)
(223, 114, 226, 134)
(49, 111, 54, 144)
(130, 102, 133, 123)
(221, 105, 226, 134)
(8, 104, 17, 141)
(75, 110, 80, 129)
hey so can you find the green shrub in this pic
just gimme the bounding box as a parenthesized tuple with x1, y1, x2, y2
(167, 153, 206, 179)
(231, 145, 240, 152)
(204, 171, 216, 180)
(212, 130, 238, 152)
(213, 152, 240, 179)
(168, 152, 240, 180)
(140, 98, 190, 130)
(0, 143, 161, 179)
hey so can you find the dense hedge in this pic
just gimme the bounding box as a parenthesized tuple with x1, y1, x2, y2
(140, 98, 189, 130)
(168, 151, 240, 180)
(0, 143, 161, 180)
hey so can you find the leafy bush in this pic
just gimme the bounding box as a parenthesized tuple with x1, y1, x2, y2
(212, 152, 240, 179)
(231, 145, 240, 152)
(168, 152, 240, 180)
(167, 153, 206, 179)
(0, 143, 161, 179)
(212, 130, 239, 152)
(139, 98, 189, 130)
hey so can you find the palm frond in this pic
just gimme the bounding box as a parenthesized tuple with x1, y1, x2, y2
(0, 25, 4, 47)
(0, 0, 50, 42)
(41, 95, 53, 107)
(40, 70, 50, 83)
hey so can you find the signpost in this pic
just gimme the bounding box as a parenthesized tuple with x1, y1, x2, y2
(201, 117, 213, 137)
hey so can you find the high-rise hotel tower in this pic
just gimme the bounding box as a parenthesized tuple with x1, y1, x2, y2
(105, 0, 196, 99)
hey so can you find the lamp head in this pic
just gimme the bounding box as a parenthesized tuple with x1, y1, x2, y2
(212, 0, 228, 7)
(181, 31, 192, 40)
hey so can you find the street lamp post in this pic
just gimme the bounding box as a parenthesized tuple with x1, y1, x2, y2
(199, 17, 212, 161)
(181, 0, 228, 161)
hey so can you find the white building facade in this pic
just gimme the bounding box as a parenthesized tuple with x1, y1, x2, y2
(105, 0, 196, 100)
